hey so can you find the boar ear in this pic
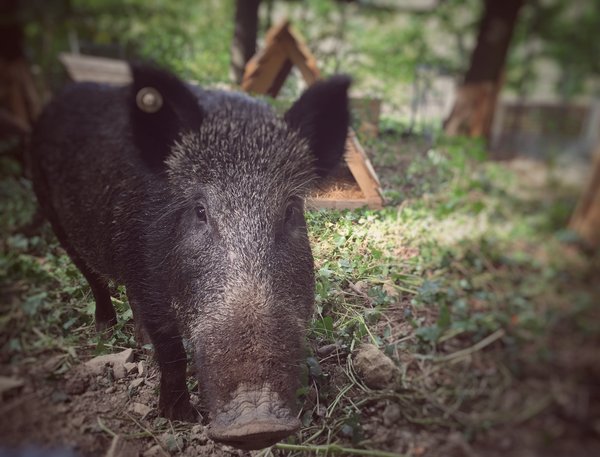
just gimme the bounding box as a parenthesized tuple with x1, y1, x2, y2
(284, 76, 351, 177)
(129, 63, 204, 171)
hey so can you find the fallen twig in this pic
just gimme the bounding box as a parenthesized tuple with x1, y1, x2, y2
(434, 328, 505, 363)
(275, 443, 407, 457)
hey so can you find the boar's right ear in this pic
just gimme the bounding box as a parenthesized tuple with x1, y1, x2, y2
(130, 64, 204, 171)
(284, 76, 351, 177)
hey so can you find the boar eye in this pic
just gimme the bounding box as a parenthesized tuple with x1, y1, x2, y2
(195, 205, 207, 223)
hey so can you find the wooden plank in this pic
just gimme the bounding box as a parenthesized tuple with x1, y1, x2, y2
(264, 19, 291, 46)
(344, 132, 383, 203)
(279, 32, 320, 85)
(243, 24, 291, 86)
(244, 20, 320, 89)
(307, 197, 383, 210)
(267, 58, 293, 98)
(241, 43, 289, 94)
(59, 53, 131, 85)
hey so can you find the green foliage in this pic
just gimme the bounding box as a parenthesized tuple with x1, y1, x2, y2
(23, 0, 233, 87)
(508, 0, 600, 97)
(18, 0, 599, 110)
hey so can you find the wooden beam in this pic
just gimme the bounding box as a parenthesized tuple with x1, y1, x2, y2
(267, 58, 293, 98)
(306, 197, 380, 210)
(59, 53, 131, 85)
(345, 132, 383, 203)
(278, 28, 320, 85)
(241, 42, 290, 94)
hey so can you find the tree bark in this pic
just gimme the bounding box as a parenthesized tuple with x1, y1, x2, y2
(570, 146, 600, 249)
(230, 0, 261, 85)
(0, 0, 24, 62)
(444, 0, 524, 138)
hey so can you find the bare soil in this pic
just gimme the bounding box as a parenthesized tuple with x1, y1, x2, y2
(0, 349, 249, 457)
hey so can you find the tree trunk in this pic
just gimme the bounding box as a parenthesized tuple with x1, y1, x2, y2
(0, 0, 40, 131)
(0, 0, 23, 62)
(570, 146, 600, 249)
(230, 0, 261, 85)
(444, 0, 524, 138)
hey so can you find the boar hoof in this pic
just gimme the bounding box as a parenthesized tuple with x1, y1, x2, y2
(134, 321, 152, 347)
(95, 317, 117, 334)
(160, 397, 197, 422)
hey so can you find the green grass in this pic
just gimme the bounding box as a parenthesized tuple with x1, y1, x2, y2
(1, 128, 599, 455)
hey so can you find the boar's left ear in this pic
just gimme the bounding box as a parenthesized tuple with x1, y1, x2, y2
(129, 63, 204, 171)
(284, 76, 351, 177)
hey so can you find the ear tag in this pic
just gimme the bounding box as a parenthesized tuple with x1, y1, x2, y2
(136, 87, 163, 113)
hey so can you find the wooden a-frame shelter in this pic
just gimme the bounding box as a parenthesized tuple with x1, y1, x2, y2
(242, 20, 384, 210)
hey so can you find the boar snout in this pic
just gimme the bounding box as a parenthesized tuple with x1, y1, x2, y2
(207, 383, 300, 450)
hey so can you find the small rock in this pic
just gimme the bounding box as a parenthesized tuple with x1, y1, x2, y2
(190, 424, 208, 444)
(84, 348, 134, 380)
(130, 402, 152, 417)
(130, 378, 145, 389)
(124, 362, 138, 375)
(51, 390, 69, 404)
(42, 354, 65, 373)
(137, 361, 145, 377)
(161, 432, 184, 453)
(353, 280, 369, 293)
(72, 415, 85, 428)
(143, 444, 162, 457)
(382, 403, 402, 426)
(353, 344, 399, 389)
(382, 281, 400, 298)
(316, 344, 340, 357)
(0, 376, 24, 397)
(498, 436, 513, 450)
(105, 435, 141, 457)
(105, 386, 116, 394)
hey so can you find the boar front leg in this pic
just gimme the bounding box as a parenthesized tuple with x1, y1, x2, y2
(155, 336, 195, 422)
(133, 292, 196, 422)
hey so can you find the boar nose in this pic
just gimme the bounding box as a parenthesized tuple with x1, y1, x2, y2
(207, 385, 300, 450)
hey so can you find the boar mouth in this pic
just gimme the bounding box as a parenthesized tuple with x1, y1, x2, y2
(207, 383, 300, 450)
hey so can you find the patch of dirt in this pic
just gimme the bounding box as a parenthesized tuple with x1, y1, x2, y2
(0, 349, 250, 456)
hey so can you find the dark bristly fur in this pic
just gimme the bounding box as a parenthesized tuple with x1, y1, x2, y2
(29, 64, 350, 449)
